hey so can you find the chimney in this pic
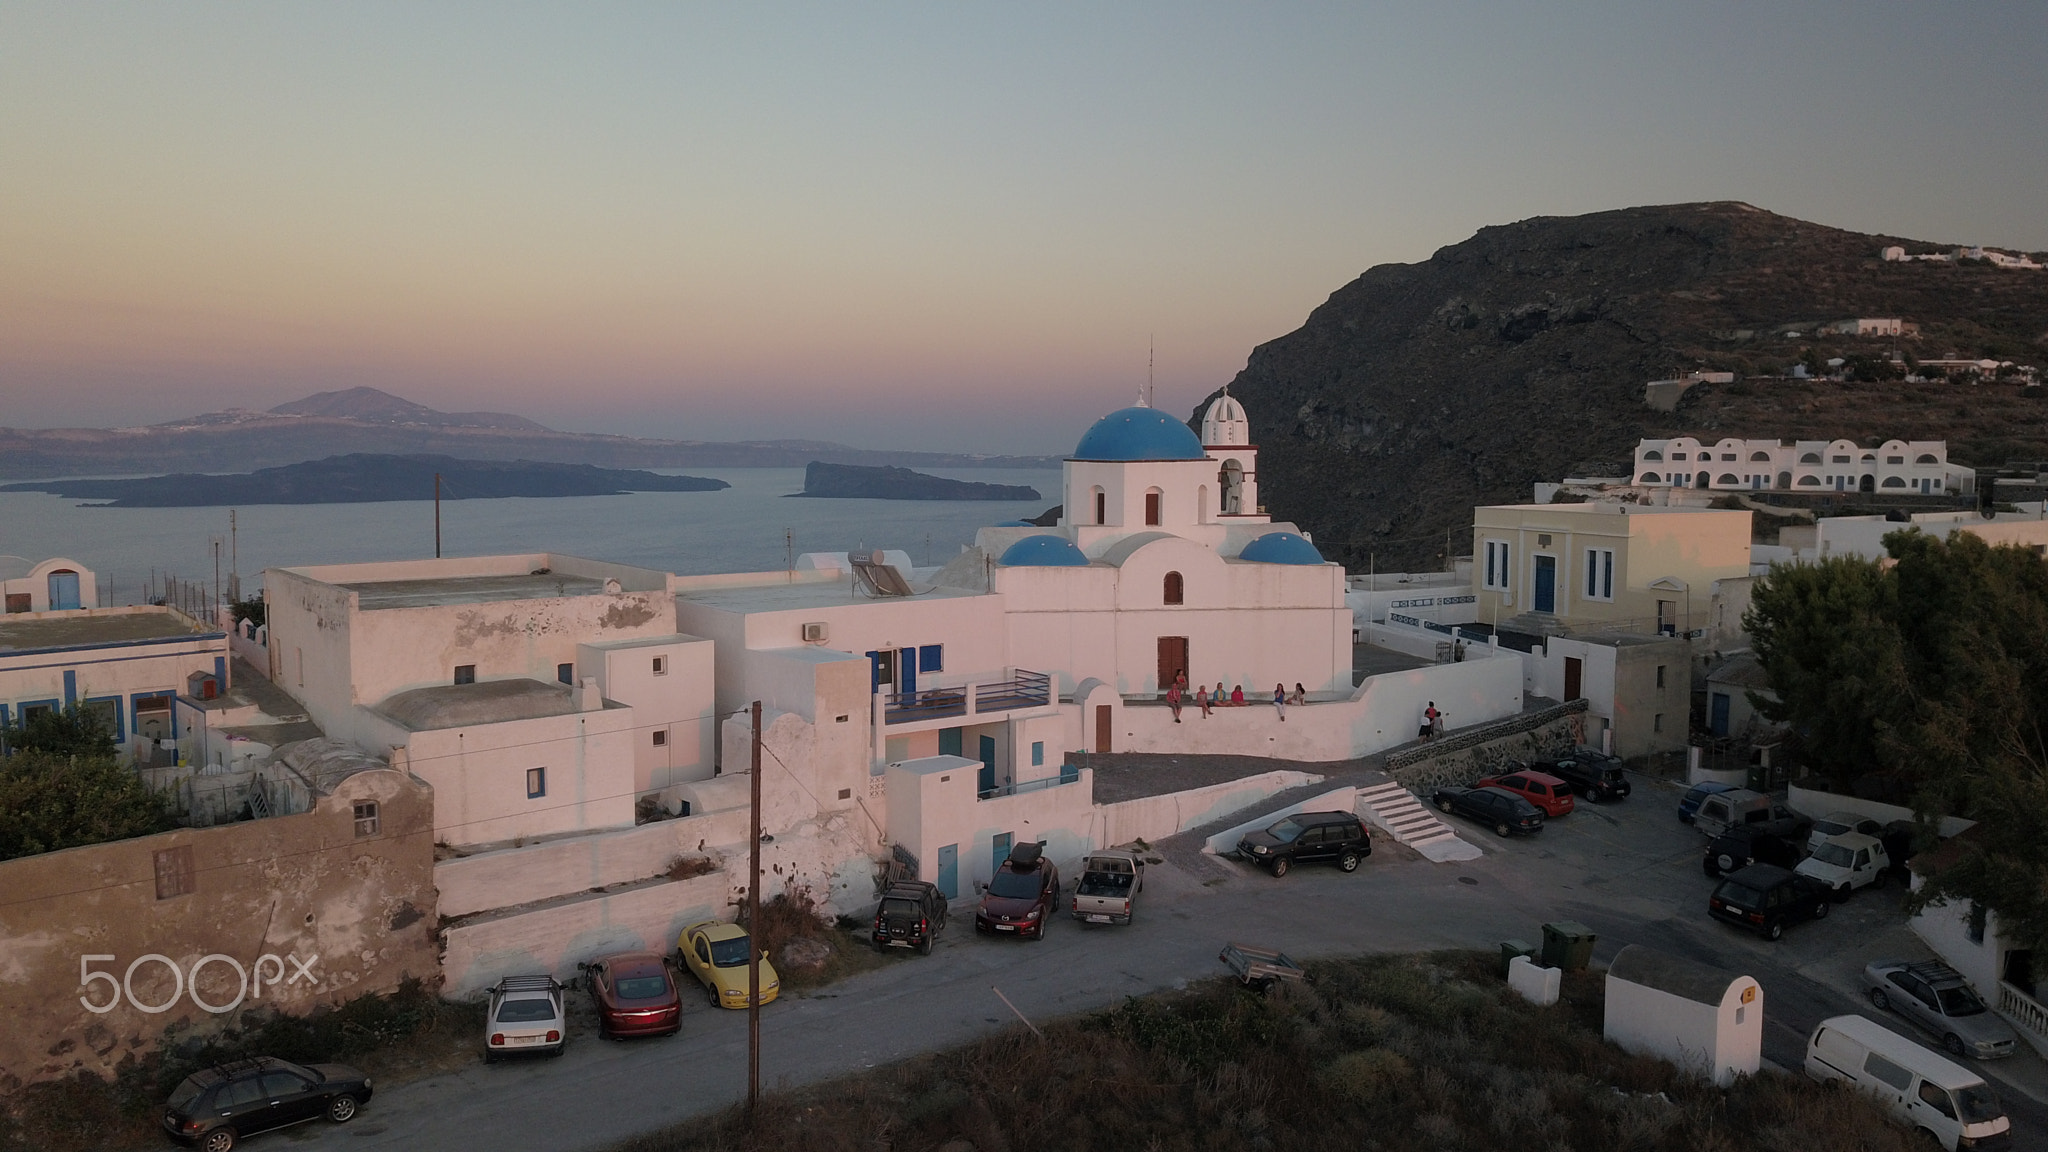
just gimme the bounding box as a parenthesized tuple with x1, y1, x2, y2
(577, 677, 603, 712)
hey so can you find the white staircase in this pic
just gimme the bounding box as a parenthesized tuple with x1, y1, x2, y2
(1359, 781, 1480, 862)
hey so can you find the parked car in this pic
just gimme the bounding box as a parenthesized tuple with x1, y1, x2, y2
(1693, 788, 1813, 842)
(580, 951, 681, 1039)
(1072, 851, 1145, 922)
(1703, 827, 1802, 878)
(1472, 769, 1576, 817)
(1531, 750, 1631, 802)
(484, 974, 566, 1062)
(1707, 863, 1833, 940)
(1806, 1014, 2012, 1150)
(163, 1057, 371, 1151)
(1795, 832, 1891, 900)
(677, 921, 781, 1008)
(1678, 780, 1739, 823)
(1235, 810, 1372, 877)
(975, 841, 1061, 939)
(1879, 819, 1921, 879)
(1864, 960, 2020, 1060)
(1432, 785, 1544, 837)
(872, 879, 949, 953)
(1807, 810, 1885, 852)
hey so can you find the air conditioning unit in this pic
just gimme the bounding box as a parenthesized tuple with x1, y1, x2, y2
(801, 621, 828, 643)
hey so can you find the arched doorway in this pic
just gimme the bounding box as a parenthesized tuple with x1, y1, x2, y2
(1695, 472, 1709, 489)
(47, 569, 80, 611)
(1859, 474, 1875, 493)
(1219, 460, 1245, 514)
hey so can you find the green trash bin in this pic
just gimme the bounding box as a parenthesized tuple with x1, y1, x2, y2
(1541, 921, 1596, 971)
(1499, 939, 1536, 978)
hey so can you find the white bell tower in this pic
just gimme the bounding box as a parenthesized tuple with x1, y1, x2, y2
(1201, 394, 1262, 519)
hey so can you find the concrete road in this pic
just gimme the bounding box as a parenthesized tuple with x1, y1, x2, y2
(287, 778, 2048, 1151)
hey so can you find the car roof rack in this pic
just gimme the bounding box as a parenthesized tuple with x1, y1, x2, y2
(205, 1056, 271, 1080)
(491, 974, 564, 994)
(1904, 960, 1965, 985)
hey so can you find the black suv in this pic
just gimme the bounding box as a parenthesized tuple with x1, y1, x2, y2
(1432, 786, 1544, 837)
(1707, 863, 1833, 940)
(872, 878, 948, 954)
(1529, 749, 1632, 802)
(1237, 810, 1371, 877)
(164, 1056, 372, 1150)
(1704, 827, 1802, 878)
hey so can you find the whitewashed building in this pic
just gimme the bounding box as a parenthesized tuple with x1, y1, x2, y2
(1632, 436, 1972, 495)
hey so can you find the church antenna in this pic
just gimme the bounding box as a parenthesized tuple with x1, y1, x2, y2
(1148, 335, 1155, 408)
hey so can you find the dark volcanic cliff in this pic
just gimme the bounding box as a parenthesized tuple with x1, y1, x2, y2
(791, 462, 1040, 501)
(1204, 202, 2048, 569)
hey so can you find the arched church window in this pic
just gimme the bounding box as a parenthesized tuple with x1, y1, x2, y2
(1144, 490, 1162, 526)
(1163, 572, 1183, 605)
(1093, 489, 1106, 525)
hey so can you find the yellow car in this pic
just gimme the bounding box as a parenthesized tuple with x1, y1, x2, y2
(677, 921, 780, 1009)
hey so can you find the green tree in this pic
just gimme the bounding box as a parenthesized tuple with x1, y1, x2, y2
(0, 749, 178, 861)
(1746, 530, 2048, 952)
(3, 701, 118, 759)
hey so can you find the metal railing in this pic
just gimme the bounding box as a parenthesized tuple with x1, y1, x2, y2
(979, 763, 1081, 800)
(884, 668, 1051, 726)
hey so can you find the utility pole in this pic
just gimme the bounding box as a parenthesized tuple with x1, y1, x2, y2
(434, 473, 442, 559)
(229, 509, 238, 603)
(747, 700, 763, 1123)
(213, 541, 221, 624)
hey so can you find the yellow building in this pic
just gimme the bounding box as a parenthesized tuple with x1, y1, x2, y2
(1470, 504, 1751, 634)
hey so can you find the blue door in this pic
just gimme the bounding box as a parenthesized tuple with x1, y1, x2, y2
(936, 844, 958, 900)
(1533, 555, 1556, 614)
(938, 727, 963, 757)
(48, 570, 80, 611)
(992, 832, 1012, 875)
(978, 734, 997, 795)
(1710, 692, 1731, 737)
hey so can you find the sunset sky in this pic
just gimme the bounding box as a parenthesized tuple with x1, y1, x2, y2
(5, 3, 2045, 454)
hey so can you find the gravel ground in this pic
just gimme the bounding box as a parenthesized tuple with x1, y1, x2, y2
(1079, 750, 1377, 804)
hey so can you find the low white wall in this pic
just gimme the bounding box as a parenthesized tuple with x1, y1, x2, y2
(1787, 785, 1976, 838)
(1202, 787, 1360, 855)
(1604, 977, 1759, 1088)
(1361, 620, 1456, 661)
(1095, 657, 1522, 762)
(435, 809, 750, 918)
(1096, 770, 1324, 848)
(442, 872, 731, 997)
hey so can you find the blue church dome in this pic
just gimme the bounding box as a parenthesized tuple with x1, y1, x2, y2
(998, 536, 1091, 567)
(1071, 407, 1207, 462)
(1238, 532, 1324, 565)
(994, 519, 1036, 527)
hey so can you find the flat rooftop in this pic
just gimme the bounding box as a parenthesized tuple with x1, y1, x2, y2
(341, 573, 609, 610)
(0, 610, 214, 654)
(374, 678, 617, 731)
(677, 578, 986, 614)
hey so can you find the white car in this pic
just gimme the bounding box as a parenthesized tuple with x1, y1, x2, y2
(1794, 831, 1890, 900)
(485, 974, 566, 1062)
(1806, 810, 1883, 852)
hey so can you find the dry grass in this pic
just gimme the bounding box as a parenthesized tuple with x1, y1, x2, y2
(0, 978, 487, 1152)
(612, 951, 1924, 1152)
(743, 881, 910, 993)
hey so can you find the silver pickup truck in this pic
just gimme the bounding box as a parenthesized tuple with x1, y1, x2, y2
(1070, 852, 1144, 925)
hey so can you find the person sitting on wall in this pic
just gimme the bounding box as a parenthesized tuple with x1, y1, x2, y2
(1288, 682, 1306, 707)
(1195, 684, 1212, 718)
(1230, 684, 1245, 707)
(1273, 683, 1287, 722)
(1166, 676, 1183, 723)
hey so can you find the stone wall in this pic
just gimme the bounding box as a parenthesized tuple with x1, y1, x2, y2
(0, 768, 437, 1087)
(1386, 700, 1588, 791)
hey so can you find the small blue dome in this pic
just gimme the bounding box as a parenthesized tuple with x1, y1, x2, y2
(1238, 532, 1324, 565)
(994, 519, 1036, 527)
(1072, 407, 1207, 462)
(999, 536, 1091, 567)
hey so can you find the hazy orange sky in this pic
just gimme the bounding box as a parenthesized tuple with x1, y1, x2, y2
(4, 3, 2045, 453)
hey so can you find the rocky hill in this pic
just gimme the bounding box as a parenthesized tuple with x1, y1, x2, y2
(2, 454, 730, 507)
(790, 462, 1041, 501)
(1202, 202, 2048, 570)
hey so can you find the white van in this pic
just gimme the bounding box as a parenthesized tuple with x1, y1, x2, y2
(1805, 1014, 2011, 1150)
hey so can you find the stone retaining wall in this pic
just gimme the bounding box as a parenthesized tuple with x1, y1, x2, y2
(1387, 700, 1588, 791)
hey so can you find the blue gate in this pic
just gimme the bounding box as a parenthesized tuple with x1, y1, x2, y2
(47, 570, 80, 611)
(992, 832, 1012, 875)
(936, 843, 958, 900)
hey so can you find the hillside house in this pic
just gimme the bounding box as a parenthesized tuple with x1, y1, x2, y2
(1633, 436, 1971, 496)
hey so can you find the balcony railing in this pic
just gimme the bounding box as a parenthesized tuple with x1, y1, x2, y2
(884, 668, 1051, 726)
(979, 763, 1081, 800)
(1999, 981, 2048, 1044)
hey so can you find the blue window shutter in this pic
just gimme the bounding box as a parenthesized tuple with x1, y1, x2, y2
(919, 644, 942, 673)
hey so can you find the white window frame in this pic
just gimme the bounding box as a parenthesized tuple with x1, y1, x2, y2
(1482, 540, 1511, 592)
(1583, 547, 1615, 601)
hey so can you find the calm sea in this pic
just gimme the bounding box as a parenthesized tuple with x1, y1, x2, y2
(0, 467, 1060, 603)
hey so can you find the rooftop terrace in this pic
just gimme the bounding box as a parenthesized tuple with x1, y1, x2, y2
(340, 573, 610, 610)
(0, 608, 216, 655)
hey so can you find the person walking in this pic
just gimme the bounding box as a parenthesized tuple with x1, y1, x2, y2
(1426, 700, 1443, 739)
(1166, 677, 1183, 723)
(1195, 684, 1212, 718)
(1273, 683, 1287, 722)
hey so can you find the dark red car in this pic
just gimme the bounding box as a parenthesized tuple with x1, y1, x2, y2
(580, 952, 681, 1039)
(974, 842, 1061, 940)
(1472, 769, 1576, 817)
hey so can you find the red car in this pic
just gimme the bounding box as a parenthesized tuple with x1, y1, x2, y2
(580, 952, 682, 1039)
(974, 842, 1061, 940)
(1472, 769, 1576, 817)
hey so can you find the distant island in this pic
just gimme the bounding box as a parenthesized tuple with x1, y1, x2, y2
(789, 462, 1040, 501)
(2, 454, 731, 507)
